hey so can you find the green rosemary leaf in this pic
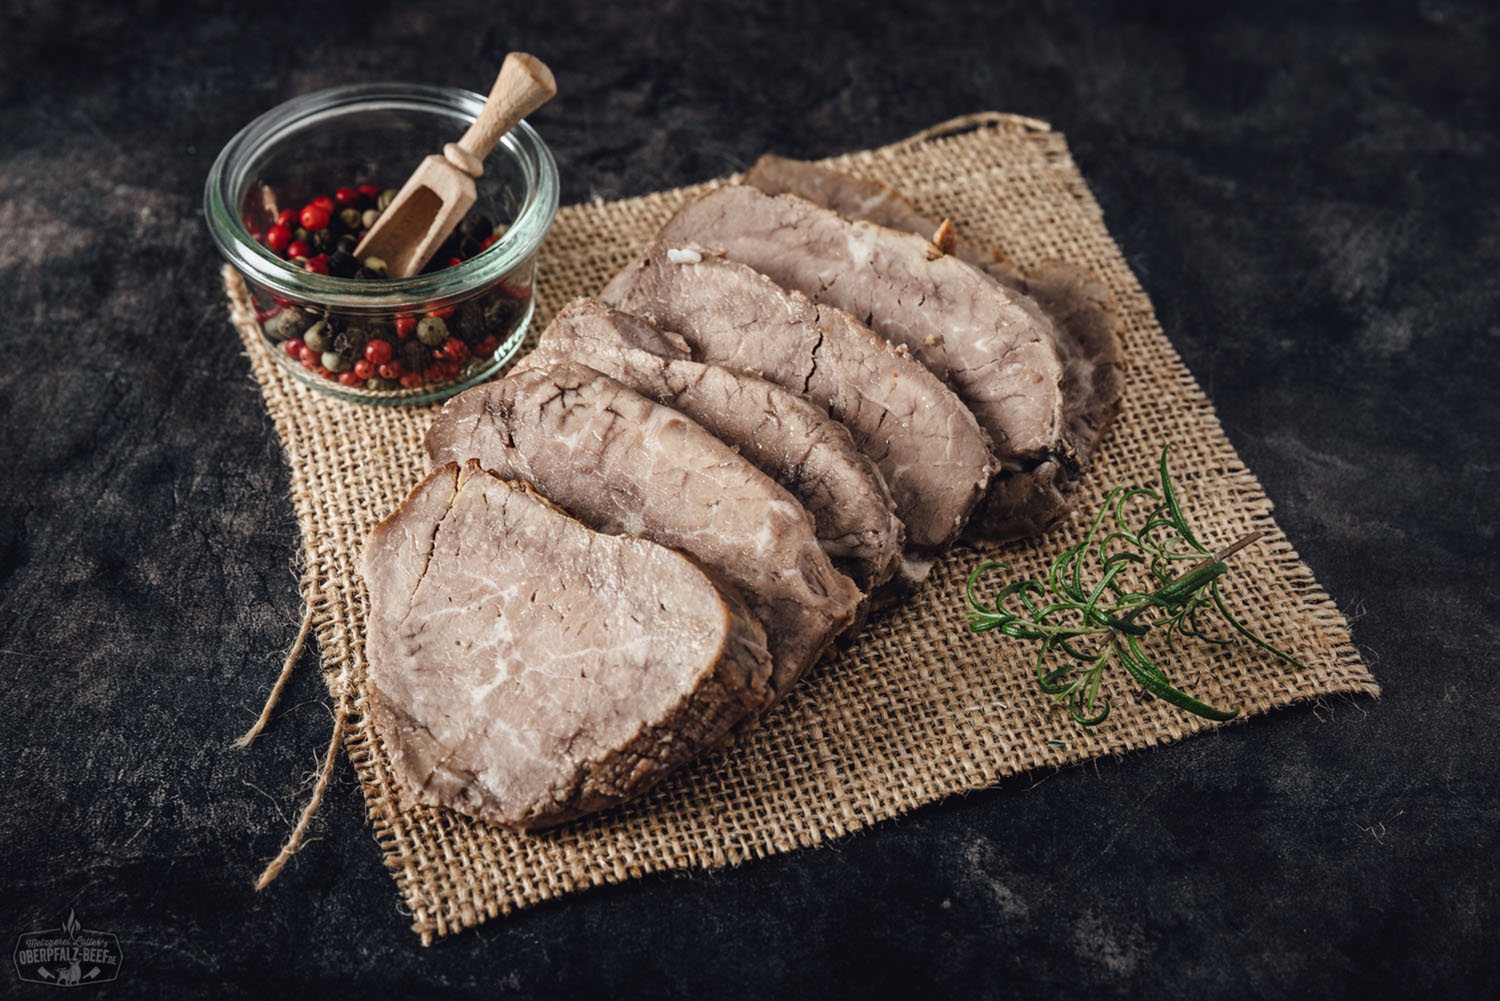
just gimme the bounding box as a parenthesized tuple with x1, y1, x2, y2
(1209, 579, 1308, 670)
(963, 443, 1308, 730)
(1157, 443, 1204, 553)
(1121, 635, 1239, 721)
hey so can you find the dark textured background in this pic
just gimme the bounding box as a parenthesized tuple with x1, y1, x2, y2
(2, 1, 1496, 997)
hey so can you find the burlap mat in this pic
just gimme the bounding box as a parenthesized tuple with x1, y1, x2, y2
(222, 112, 1378, 943)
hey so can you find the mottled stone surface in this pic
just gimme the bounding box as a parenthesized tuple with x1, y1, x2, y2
(1, 1, 1496, 997)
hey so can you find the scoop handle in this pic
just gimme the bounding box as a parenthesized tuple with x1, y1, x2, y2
(448, 53, 557, 176)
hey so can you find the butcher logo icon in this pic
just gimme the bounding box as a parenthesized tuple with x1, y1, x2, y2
(12, 910, 122, 988)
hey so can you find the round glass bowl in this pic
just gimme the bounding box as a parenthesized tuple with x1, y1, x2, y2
(205, 83, 558, 405)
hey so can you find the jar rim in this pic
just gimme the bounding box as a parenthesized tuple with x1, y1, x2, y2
(203, 82, 558, 311)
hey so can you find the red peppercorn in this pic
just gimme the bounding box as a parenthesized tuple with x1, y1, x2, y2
(499, 280, 532, 301)
(266, 224, 292, 253)
(312, 195, 335, 212)
(378, 361, 404, 380)
(303, 254, 330, 275)
(353, 359, 375, 379)
(425, 305, 455, 320)
(315, 365, 333, 379)
(286, 240, 311, 260)
(364, 339, 393, 365)
(276, 208, 298, 228)
(359, 184, 380, 201)
(335, 186, 360, 206)
(300, 205, 331, 231)
(394, 315, 417, 339)
(478, 233, 500, 252)
(400, 372, 424, 390)
(338, 371, 363, 387)
(474, 335, 499, 358)
(445, 256, 464, 269)
(284, 338, 306, 359)
(297, 344, 317, 365)
(440, 338, 470, 363)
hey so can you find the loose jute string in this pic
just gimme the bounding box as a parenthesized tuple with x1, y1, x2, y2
(253, 699, 349, 890)
(224, 115, 1377, 940)
(234, 598, 316, 749)
(230, 587, 348, 890)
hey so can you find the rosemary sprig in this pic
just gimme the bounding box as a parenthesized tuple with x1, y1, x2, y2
(965, 444, 1306, 727)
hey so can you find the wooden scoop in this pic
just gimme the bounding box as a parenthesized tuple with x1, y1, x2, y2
(356, 53, 557, 278)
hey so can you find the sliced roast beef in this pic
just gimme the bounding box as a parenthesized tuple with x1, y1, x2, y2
(654, 185, 1069, 477)
(742, 155, 1127, 537)
(361, 461, 775, 831)
(600, 245, 994, 571)
(518, 299, 904, 592)
(744, 154, 1000, 272)
(425, 362, 862, 706)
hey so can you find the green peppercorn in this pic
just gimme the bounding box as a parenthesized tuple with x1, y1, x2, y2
(361, 255, 387, 277)
(338, 207, 363, 231)
(377, 188, 398, 211)
(264, 308, 311, 342)
(362, 208, 380, 229)
(303, 320, 330, 353)
(364, 376, 392, 392)
(417, 316, 449, 347)
(321, 350, 350, 373)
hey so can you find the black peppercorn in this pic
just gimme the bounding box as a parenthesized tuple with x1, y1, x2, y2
(328, 250, 359, 278)
(454, 300, 486, 345)
(458, 212, 492, 243)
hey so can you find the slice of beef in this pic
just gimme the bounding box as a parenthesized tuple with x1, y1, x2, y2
(742, 156, 1127, 538)
(600, 244, 994, 572)
(744, 154, 999, 271)
(518, 299, 904, 592)
(425, 362, 861, 707)
(361, 461, 775, 831)
(655, 185, 1068, 476)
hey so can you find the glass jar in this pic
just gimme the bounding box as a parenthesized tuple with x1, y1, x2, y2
(204, 83, 558, 405)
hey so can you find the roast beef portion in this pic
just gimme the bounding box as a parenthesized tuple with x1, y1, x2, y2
(600, 245, 994, 569)
(744, 154, 992, 269)
(425, 362, 862, 706)
(742, 156, 1127, 537)
(361, 462, 775, 831)
(654, 185, 1069, 474)
(519, 299, 904, 592)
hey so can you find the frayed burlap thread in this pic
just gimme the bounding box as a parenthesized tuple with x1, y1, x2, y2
(223, 114, 1378, 943)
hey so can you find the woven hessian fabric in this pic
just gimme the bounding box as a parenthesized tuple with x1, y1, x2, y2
(223, 114, 1378, 943)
